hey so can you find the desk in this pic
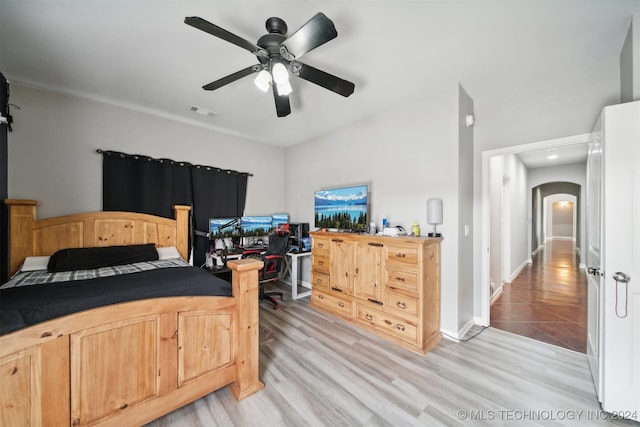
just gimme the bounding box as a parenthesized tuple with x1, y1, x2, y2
(212, 252, 243, 268)
(282, 251, 312, 300)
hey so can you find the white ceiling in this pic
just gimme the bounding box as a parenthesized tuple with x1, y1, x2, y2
(516, 143, 588, 169)
(0, 0, 636, 147)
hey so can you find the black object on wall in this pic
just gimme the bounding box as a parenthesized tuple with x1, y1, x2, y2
(101, 150, 249, 267)
(0, 73, 10, 284)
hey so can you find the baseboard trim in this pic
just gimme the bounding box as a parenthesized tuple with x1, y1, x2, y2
(440, 318, 476, 342)
(508, 258, 531, 283)
(490, 285, 503, 304)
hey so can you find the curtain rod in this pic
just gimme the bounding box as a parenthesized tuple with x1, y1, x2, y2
(96, 149, 253, 177)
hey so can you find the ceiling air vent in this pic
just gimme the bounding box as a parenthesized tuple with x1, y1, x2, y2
(189, 105, 217, 117)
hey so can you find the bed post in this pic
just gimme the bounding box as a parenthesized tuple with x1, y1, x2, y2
(4, 199, 38, 276)
(227, 258, 265, 400)
(172, 205, 191, 261)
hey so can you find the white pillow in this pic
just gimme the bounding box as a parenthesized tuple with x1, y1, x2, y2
(156, 246, 182, 260)
(22, 256, 50, 272)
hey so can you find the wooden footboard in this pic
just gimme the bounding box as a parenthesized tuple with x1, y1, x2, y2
(0, 259, 263, 427)
(0, 260, 263, 427)
(1, 201, 265, 426)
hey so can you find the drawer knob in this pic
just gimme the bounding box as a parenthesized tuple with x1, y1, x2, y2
(396, 324, 406, 331)
(338, 302, 345, 308)
(365, 314, 373, 321)
(316, 279, 323, 284)
(395, 277, 405, 282)
(318, 260, 324, 266)
(395, 253, 406, 258)
(318, 295, 324, 300)
(318, 243, 324, 248)
(396, 302, 407, 309)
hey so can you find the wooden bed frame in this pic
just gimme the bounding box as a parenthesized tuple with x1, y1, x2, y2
(0, 200, 264, 427)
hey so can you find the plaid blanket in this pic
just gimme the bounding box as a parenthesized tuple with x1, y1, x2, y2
(1, 258, 190, 289)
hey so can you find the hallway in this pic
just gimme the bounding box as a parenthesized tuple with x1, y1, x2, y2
(490, 239, 587, 353)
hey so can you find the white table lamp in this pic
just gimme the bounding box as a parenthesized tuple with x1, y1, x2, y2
(427, 198, 443, 237)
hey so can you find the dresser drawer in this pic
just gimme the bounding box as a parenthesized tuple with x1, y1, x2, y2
(386, 245, 419, 268)
(312, 237, 330, 255)
(356, 305, 418, 344)
(385, 290, 419, 319)
(312, 254, 330, 274)
(386, 268, 419, 292)
(311, 290, 353, 320)
(311, 271, 330, 291)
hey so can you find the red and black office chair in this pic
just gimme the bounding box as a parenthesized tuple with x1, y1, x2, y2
(242, 227, 290, 309)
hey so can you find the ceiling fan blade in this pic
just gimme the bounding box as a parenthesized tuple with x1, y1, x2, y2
(292, 62, 354, 97)
(272, 87, 291, 117)
(202, 65, 262, 91)
(278, 13, 337, 61)
(185, 16, 268, 58)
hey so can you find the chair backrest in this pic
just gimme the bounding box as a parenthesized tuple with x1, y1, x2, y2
(266, 230, 290, 257)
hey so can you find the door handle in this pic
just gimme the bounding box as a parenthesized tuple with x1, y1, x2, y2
(613, 272, 630, 283)
(588, 266, 603, 276)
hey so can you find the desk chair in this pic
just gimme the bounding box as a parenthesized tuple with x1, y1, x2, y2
(242, 229, 290, 309)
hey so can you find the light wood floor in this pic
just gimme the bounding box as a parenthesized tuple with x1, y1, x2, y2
(147, 281, 635, 427)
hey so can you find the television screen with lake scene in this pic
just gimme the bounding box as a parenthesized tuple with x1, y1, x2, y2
(272, 213, 289, 228)
(314, 184, 368, 232)
(209, 217, 238, 236)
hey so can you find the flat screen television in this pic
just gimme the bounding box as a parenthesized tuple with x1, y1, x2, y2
(314, 184, 368, 232)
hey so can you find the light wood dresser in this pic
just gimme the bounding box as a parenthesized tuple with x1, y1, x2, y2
(309, 231, 442, 354)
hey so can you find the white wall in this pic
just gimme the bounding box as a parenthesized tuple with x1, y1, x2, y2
(528, 162, 586, 257)
(285, 84, 465, 335)
(488, 153, 529, 289)
(546, 195, 577, 239)
(456, 85, 475, 332)
(8, 84, 285, 219)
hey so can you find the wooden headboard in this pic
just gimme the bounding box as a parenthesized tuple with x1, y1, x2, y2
(5, 200, 191, 276)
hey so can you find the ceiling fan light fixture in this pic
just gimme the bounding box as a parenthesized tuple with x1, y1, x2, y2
(275, 81, 293, 96)
(254, 69, 272, 92)
(271, 62, 289, 85)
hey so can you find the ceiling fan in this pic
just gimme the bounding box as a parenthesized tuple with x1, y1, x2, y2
(185, 13, 355, 117)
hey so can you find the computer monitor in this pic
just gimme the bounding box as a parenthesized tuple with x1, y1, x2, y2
(240, 216, 273, 236)
(209, 217, 238, 236)
(272, 213, 289, 228)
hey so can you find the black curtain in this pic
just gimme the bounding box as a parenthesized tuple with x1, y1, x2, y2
(191, 165, 248, 267)
(102, 152, 192, 218)
(102, 150, 249, 266)
(0, 73, 9, 284)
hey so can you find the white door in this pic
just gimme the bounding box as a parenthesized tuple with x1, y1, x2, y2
(586, 115, 603, 397)
(587, 101, 640, 420)
(501, 175, 511, 284)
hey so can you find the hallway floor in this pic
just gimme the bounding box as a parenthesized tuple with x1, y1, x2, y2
(490, 239, 588, 353)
